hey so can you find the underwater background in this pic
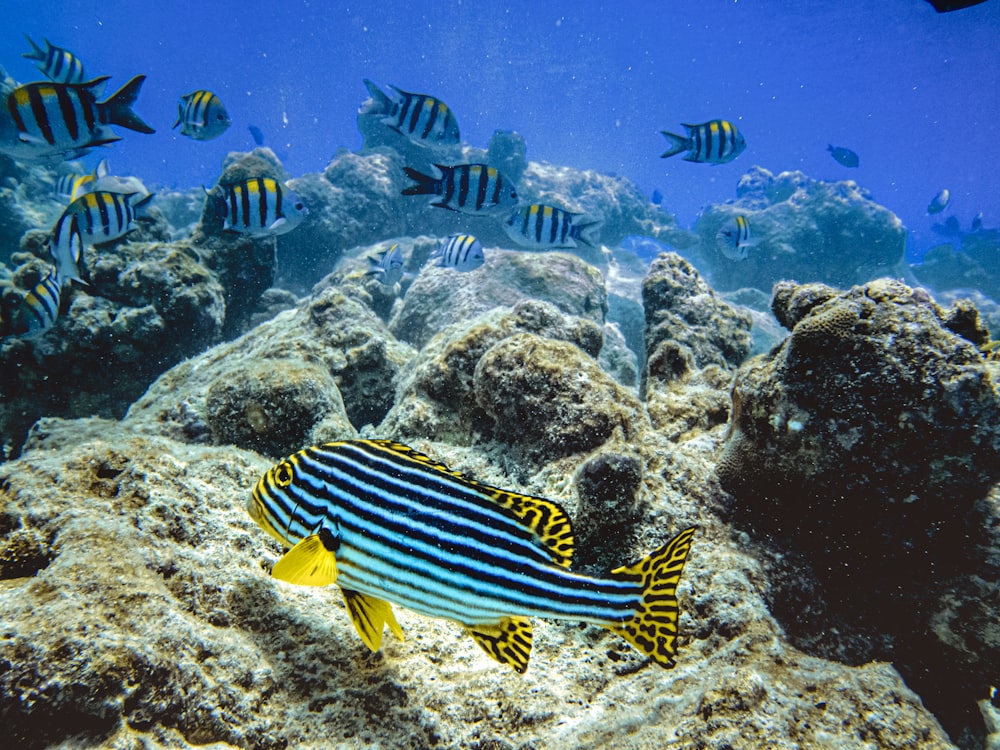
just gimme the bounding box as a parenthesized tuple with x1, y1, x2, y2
(1, 1, 1000, 749)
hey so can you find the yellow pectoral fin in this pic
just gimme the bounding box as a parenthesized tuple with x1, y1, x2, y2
(271, 534, 338, 586)
(466, 617, 533, 674)
(341, 589, 404, 651)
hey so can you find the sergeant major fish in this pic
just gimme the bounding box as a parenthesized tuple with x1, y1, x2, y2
(0, 75, 155, 160)
(22, 36, 86, 84)
(660, 119, 746, 165)
(54, 190, 151, 249)
(503, 204, 602, 250)
(47, 209, 86, 285)
(0, 264, 62, 338)
(249, 439, 696, 673)
(367, 243, 405, 286)
(429, 234, 485, 272)
(212, 177, 307, 237)
(361, 79, 460, 144)
(173, 90, 231, 141)
(402, 163, 518, 214)
(716, 215, 755, 261)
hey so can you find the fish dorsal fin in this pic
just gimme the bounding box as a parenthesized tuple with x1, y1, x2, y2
(341, 589, 404, 652)
(271, 532, 338, 586)
(366, 440, 575, 567)
(466, 617, 532, 674)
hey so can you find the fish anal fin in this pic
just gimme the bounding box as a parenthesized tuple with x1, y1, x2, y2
(271, 532, 338, 586)
(341, 589, 404, 652)
(362, 440, 575, 567)
(466, 617, 532, 674)
(606, 527, 695, 669)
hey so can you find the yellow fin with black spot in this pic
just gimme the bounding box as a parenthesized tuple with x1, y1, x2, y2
(466, 616, 533, 674)
(605, 527, 695, 668)
(364, 440, 574, 567)
(271, 532, 338, 586)
(341, 588, 404, 651)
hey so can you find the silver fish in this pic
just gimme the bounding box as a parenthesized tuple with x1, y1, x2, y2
(716, 215, 754, 261)
(367, 243, 405, 286)
(362, 80, 460, 144)
(173, 90, 231, 141)
(503, 205, 602, 249)
(429, 234, 485, 272)
(660, 120, 745, 165)
(402, 163, 518, 214)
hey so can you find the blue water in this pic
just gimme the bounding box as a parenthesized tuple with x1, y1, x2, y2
(2, 0, 998, 259)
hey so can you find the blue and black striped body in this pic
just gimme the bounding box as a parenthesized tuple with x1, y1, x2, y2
(362, 80, 460, 144)
(22, 36, 86, 84)
(402, 163, 518, 214)
(503, 204, 602, 250)
(217, 177, 307, 237)
(660, 119, 746, 165)
(173, 90, 231, 141)
(56, 190, 147, 247)
(431, 234, 485, 272)
(250, 440, 695, 673)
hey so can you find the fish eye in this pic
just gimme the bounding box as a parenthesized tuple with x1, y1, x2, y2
(295, 202, 304, 210)
(273, 462, 294, 487)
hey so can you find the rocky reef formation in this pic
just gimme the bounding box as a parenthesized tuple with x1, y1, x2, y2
(718, 276, 1000, 747)
(694, 166, 907, 293)
(911, 227, 1000, 304)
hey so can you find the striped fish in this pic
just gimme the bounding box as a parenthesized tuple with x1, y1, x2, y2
(402, 163, 518, 214)
(215, 177, 308, 237)
(173, 90, 231, 141)
(715, 214, 755, 261)
(249, 440, 695, 673)
(503, 204, 602, 250)
(53, 158, 110, 202)
(0, 265, 62, 339)
(367, 243, 405, 286)
(660, 119, 746, 165)
(362, 80, 460, 144)
(47, 210, 86, 285)
(54, 190, 151, 249)
(429, 234, 485, 272)
(22, 36, 86, 84)
(0, 75, 155, 160)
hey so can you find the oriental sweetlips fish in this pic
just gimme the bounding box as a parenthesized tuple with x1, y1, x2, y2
(22, 35, 86, 84)
(248, 440, 696, 673)
(173, 90, 231, 141)
(0, 75, 155, 160)
(402, 163, 518, 214)
(503, 204, 602, 250)
(660, 119, 746, 165)
(430, 234, 485, 272)
(361, 79, 460, 145)
(210, 177, 307, 237)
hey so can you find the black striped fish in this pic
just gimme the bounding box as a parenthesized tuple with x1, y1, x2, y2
(53, 158, 110, 202)
(22, 36, 86, 84)
(249, 440, 695, 673)
(402, 163, 518, 214)
(173, 90, 231, 141)
(362, 80, 460, 144)
(0, 75, 155, 160)
(213, 177, 308, 237)
(0, 265, 62, 339)
(429, 234, 485, 272)
(47, 210, 86, 285)
(660, 119, 746, 165)
(367, 243, 405, 286)
(54, 190, 151, 249)
(715, 214, 755, 261)
(503, 204, 602, 250)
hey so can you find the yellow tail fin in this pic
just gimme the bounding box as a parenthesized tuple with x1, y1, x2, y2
(606, 527, 696, 668)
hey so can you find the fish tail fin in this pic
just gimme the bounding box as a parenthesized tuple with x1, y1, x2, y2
(659, 130, 690, 159)
(605, 526, 695, 668)
(401, 166, 439, 196)
(22, 34, 44, 63)
(361, 78, 391, 115)
(574, 217, 604, 248)
(100, 75, 156, 134)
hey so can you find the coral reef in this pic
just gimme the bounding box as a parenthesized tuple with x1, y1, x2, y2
(694, 166, 907, 293)
(717, 277, 1000, 745)
(911, 228, 1000, 303)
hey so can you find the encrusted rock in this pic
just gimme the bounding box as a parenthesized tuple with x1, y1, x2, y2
(573, 451, 644, 571)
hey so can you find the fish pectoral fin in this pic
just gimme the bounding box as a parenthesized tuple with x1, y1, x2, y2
(271, 533, 338, 586)
(466, 617, 532, 674)
(341, 589, 404, 652)
(268, 218, 288, 232)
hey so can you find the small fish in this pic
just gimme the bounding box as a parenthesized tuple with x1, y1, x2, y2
(716, 215, 755, 260)
(651, 189, 663, 206)
(47, 210, 86, 284)
(22, 36, 85, 84)
(248, 124, 265, 146)
(0, 75, 155, 160)
(366, 243, 405, 286)
(971, 212, 983, 232)
(0, 265, 63, 339)
(249, 440, 696, 673)
(430, 234, 485, 272)
(928, 189, 951, 214)
(361, 80, 460, 144)
(53, 158, 112, 202)
(214, 177, 307, 237)
(503, 205, 602, 250)
(660, 120, 746, 165)
(402, 163, 518, 214)
(173, 90, 231, 141)
(827, 144, 859, 168)
(55, 190, 151, 249)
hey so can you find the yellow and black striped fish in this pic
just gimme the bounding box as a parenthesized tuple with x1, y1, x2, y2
(402, 163, 518, 214)
(173, 90, 231, 141)
(0, 75, 155, 161)
(22, 35, 86, 84)
(503, 204, 603, 250)
(54, 190, 151, 248)
(362, 79, 460, 144)
(660, 119, 746, 165)
(0, 265, 62, 339)
(213, 177, 308, 237)
(249, 439, 695, 673)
